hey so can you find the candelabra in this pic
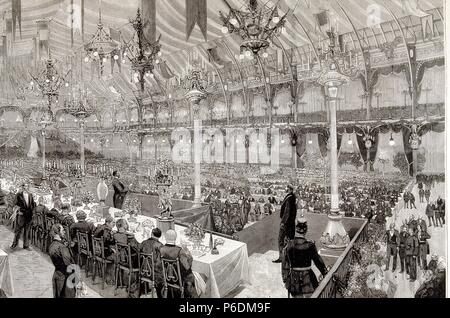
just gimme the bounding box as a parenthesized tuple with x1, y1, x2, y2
(219, 0, 288, 58)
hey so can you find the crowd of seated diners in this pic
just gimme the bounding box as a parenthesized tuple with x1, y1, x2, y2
(0, 186, 206, 298)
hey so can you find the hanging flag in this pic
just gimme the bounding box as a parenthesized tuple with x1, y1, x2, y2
(11, 0, 21, 40)
(186, 0, 207, 41)
(37, 20, 49, 61)
(142, 0, 156, 42)
(159, 60, 175, 79)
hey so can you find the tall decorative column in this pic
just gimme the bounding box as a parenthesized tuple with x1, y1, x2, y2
(318, 62, 351, 250)
(39, 116, 54, 180)
(80, 120, 85, 176)
(185, 70, 207, 208)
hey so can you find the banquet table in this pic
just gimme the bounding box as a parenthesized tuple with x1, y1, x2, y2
(72, 207, 250, 298)
(0, 249, 14, 297)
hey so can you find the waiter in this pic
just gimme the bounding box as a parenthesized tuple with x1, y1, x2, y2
(273, 184, 297, 263)
(111, 171, 128, 209)
(10, 182, 35, 251)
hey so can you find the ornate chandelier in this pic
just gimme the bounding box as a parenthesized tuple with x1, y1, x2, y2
(65, 86, 96, 121)
(83, 3, 119, 75)
(219, 0, 288, 58)
(29, 56, 71, 118)
(183, 53, 215, 106)
(317, 27, 359, 85)
(122, 8, 162, 92)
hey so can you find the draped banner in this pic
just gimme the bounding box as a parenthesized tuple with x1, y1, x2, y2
(295, 134, 306, 168)
(318, 132, 329, 159)
(141, 0, 156, 42)
(11, 0, 21, 40)
(186, 0, 207, 41)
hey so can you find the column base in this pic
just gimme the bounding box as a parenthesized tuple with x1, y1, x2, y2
(192, 198, 202, 208)
(320, 212, 350, 250)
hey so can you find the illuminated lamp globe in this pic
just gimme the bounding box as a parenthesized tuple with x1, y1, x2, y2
(114, 55, 119, 60)
(221, 26, 229, 34)
(93, 51, 99, 57)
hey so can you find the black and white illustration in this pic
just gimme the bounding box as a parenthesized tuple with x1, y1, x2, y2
(0, 0, 446, 299)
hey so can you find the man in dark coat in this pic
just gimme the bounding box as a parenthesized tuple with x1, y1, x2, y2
(281, 218, 328, 298)
(11, 183, 36, 250)
(273, 185, 297, 263)
(112, 171, 128, 209)
(426, 203, 436, 227)
(405, 227, 419, 282)
(409, 192, 417, 209)
(398, 225, 409, 274)
(140, 228, 164, 298)
(48, 224, 77, 298)
(403, 192, 410, 209)
(385, 223, 400, 272)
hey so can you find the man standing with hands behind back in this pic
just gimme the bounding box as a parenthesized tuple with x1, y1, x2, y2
(273, 185, 297, 263)
(112, 171, 129, 209)
(11, 182, 36, 251)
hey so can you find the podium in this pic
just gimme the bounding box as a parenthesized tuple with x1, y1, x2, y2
(155, 216, 175, 237)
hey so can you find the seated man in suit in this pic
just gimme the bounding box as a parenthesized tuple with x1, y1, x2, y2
(159, 230, 202, 298)
(93, 216, 116, 284)
(113, 219, 140, 267)
(140, 228, 164, 298)
(69, 210, 96, 260)
(56, 204, 75, 228)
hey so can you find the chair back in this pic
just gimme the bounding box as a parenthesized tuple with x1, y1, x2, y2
(44, 216, 54, 232)
(140, 253, 155, 282)
(92, 236, 105, 260)
(116, 242, 135, 269)
(36, 213, 45, 229)
(161, 257, 184, 297)
(62, 225, 71, 246)
(77, 231, 91, 256)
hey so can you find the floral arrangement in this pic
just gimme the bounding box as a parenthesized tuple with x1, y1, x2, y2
(122, 197, 142, 215)
(184, 223, 205, 244)
(80, 191, 95, 205)
(342, 224, 397, 298)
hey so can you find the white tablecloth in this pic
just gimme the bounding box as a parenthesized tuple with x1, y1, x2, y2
(74, 207, 250, 298)
(0, 249, 14, 297)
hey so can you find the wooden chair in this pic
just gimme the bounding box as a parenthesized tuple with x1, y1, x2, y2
(62, 225, 71, 248)
(92, 236, 114, 289)
(139, 253, 156, 298)
(161, 257, 184, 298)
(76, 231, 93, 277)
(114, 242, 140, 296)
